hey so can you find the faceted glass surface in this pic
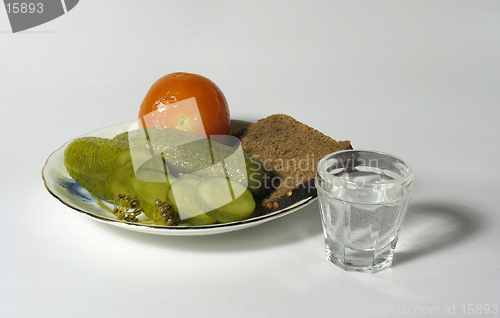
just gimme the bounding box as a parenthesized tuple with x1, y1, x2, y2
(316, 150, 413, 273)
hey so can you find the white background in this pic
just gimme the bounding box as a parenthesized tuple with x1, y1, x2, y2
(1, 1, 499, 317)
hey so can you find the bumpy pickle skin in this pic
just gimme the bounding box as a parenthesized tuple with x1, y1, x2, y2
(64, 137, 135, 201)
(113, 131, 129, 142)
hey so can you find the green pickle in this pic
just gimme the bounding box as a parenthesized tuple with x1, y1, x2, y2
(196, 177, 256, 223)
(64, 127, 269, 225)
(130, 168, 175, 218)
(167, 177, 217, 225)
(64, 137, 135, 201)
(124, 128, 269, 197)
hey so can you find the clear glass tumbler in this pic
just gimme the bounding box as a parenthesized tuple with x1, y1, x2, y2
(316, 150, 413, 273)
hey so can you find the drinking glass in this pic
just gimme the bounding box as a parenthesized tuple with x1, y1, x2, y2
(316, 150, 413, 273)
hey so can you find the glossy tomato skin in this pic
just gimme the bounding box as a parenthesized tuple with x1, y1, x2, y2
(138, 72, 231, 137)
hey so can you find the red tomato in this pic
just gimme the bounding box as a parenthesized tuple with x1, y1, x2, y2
(138, 72, 231, 137)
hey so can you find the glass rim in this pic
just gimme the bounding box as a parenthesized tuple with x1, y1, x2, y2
(317, 149, 413, 188)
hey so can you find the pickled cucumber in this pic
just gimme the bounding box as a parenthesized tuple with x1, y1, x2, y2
(122, 128, 269, 197)
(197, 177, 256, 223)
(130, 168, 175, 218)
(64, 137, 135, 201)
(64, 129, 262, 226)
(167, 177, 216, 225)
(113, 131, 129, 142)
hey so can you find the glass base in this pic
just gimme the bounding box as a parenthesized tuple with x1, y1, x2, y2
(325, 237, 398, 273)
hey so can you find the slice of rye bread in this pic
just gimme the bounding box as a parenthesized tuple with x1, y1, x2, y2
(237, 114, 352, 211)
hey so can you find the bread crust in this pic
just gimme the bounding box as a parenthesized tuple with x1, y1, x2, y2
(260, 177, 316, 211)
(236, 114, 352, 212)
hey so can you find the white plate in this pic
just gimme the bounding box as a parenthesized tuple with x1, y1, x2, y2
(42, 121, 316, 236)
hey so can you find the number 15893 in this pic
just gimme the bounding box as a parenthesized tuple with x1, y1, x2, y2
(6, 3, 43, 14)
